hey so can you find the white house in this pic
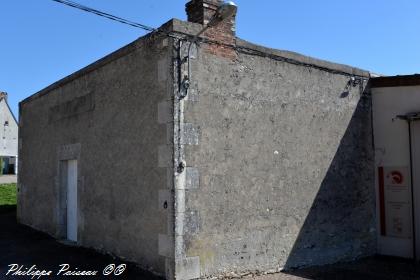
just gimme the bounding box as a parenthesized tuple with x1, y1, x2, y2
(0, 91, 18, 174)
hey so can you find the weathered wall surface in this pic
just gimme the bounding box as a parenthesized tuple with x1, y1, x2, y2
(179, 34, 376, 276)
(18, 33, 173, 275)
(18, 16, 377, 279)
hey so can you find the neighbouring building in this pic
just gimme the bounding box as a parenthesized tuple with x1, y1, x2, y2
(18, 1, 418, 279)
(371, 75, 420, 261)
(0, 91, 18, 175)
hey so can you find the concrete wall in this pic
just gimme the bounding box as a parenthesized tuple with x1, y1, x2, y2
(18, 32, 173, 276)
(18, 16, 377, 279)
(172, 20, 376, 277)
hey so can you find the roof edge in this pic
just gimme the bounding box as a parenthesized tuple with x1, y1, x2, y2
(21, 18, 372, 106)
(20, 31, 157, 106)
(167, 18, 371, 78)
(1, 97, 18, 125)
(236, 38, 370, 78)
(370, 74, 420, 88)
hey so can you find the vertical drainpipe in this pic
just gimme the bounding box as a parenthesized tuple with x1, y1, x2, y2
(396, 114, 418, 260)
(172, 37, 200, 279)
(407, 120, 417, 260)
(173, 38, 187, 277)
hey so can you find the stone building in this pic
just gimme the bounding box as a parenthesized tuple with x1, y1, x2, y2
(18, 1, 381, 279)
(0, 91, 18, 174)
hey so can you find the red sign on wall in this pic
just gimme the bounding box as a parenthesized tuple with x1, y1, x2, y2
(386, 170, 404, 185)
(379, 166, 412, 239)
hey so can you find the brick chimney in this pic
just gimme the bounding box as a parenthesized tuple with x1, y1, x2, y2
(185, 0, 237, 59)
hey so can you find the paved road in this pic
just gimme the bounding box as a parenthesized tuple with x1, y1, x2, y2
(1, 206, 419, 279)
(253, 257, 420, 280)
(0, 175, 17, 184)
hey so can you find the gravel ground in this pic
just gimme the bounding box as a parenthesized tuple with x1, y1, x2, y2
(1, 205, 419, 280)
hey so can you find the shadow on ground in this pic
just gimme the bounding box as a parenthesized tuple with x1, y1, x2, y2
(0, 206, 163, 279)
(281, 256, 420, 280)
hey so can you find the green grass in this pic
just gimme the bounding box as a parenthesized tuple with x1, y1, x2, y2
(0, 183, 17, 206)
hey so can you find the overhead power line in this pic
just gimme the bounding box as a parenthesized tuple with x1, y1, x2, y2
(50, 0, 369, 79)
(51, 0, 157, 32)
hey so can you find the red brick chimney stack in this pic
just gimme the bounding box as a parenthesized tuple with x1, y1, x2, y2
(185, 0, 237, 59)
(186, 0, 222, 25)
